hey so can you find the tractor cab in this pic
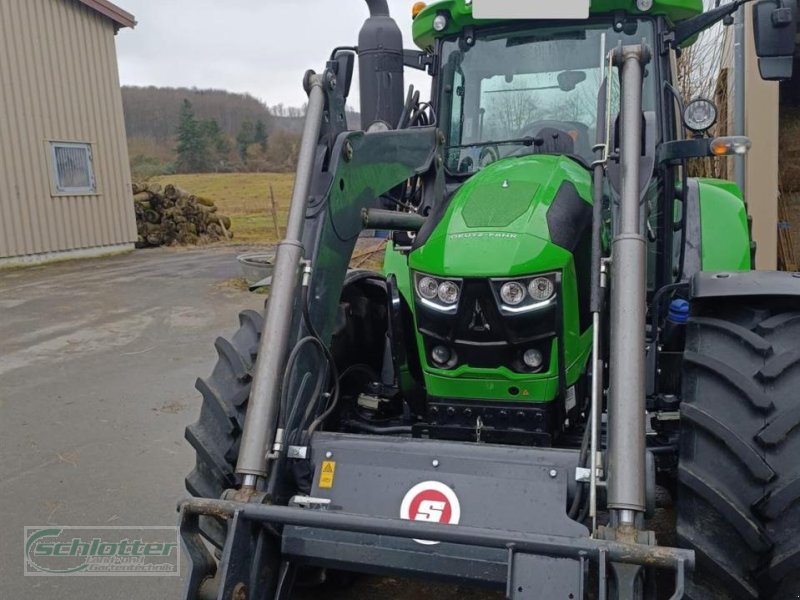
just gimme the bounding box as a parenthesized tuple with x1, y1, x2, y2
(436, 19, 656, 173)
(375, 4, 678, 447)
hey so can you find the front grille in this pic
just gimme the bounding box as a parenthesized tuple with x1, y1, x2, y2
(415, 277, 559, 373)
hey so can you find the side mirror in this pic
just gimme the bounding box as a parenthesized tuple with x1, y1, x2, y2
(753, 0, 798, 81)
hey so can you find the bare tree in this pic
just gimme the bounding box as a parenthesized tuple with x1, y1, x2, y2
(485, 91, 541, 138)
(676, 0, 731, 177)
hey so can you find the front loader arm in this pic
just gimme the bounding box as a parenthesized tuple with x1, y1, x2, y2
(304, 126, 443, 343)
(235, 61, 443, 489)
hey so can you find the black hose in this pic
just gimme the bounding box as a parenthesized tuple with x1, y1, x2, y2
(343, 420, 412, 435)
(568, 421, 592, 520)
(340, 363, 381, 382)
(300, 286, 340, 440)
(279, 335, 327, 429)
(410, 102, 433, 127)
(397, 86, 415, 130)
(577, 494, 590, 524)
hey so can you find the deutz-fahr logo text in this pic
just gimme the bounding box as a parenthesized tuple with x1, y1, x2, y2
(449, 232, 518, 240)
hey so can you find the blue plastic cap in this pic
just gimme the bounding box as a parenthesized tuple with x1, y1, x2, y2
(668, 299, 690, 324)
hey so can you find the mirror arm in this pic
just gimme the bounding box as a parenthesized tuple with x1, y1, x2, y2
(404, 49, 435, 73)
(668, 0, 752, 48)
(658, 139, 712, 163)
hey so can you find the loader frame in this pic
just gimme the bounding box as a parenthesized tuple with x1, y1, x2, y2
(177, 37, 697, 599)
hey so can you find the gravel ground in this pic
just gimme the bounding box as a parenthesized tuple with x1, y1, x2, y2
(0, 246, 501, 600)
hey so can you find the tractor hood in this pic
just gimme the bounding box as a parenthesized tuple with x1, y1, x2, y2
(409, 155, 593, 278)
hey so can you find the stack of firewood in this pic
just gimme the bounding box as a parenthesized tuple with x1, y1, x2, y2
(132, 183, 232, 248)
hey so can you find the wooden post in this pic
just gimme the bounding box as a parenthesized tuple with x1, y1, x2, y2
(269, 184, 281, 240)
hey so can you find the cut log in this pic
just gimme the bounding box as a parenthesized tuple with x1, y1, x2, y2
(132, 181, 233, 248)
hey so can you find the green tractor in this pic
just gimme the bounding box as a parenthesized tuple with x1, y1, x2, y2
(180, 1, 800, 598)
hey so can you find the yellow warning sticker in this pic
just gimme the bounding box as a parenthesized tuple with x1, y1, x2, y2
(319, 460, 336, 489)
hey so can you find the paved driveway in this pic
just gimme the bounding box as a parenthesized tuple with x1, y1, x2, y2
(0, 248, 264, 599)
(0, 247, 498, 600)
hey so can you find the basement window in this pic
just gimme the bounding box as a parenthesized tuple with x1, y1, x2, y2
(50, 142, 96, 194)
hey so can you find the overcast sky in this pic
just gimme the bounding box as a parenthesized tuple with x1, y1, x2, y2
(115, 0, 431, 110)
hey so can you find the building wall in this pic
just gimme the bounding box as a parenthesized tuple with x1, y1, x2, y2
(743, 8, 780, 270)
(0, 0, 136, 260)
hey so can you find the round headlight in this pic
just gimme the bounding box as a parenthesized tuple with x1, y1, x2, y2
(437, 281, 460, 305)
(417, 276, 439, 300)
(432, 13, 448, 31)
(684, 98, 717, 133)
(431, 345, 452, 366)
(523, 349, 544, 369)
(528, 277, 555, 302)
(500, 281, 527, 306)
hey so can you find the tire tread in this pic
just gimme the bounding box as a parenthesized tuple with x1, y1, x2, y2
(679, 310, 800, 599)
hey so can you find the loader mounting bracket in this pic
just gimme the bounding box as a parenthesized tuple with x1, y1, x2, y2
(179, 434, 694, 600)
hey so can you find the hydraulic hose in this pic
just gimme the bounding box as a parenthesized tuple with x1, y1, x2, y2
(343, 421, 412, 435)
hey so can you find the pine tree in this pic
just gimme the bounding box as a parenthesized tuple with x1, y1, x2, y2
(175, 99, 212, 173)
(201, 119, 232, 168)
(254, 120, 268, 153)
(236, 120, 256, 161)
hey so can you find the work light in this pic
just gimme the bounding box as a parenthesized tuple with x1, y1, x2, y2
(683, 98, 718, 133)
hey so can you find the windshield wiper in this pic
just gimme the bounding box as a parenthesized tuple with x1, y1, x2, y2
(446, 136, 544, 151)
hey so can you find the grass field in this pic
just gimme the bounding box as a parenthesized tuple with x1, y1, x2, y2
(151, 173, 295, 244)
(149, 172, 387, 269)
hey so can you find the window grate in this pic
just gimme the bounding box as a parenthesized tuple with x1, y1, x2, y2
(50, 142, 96, 194)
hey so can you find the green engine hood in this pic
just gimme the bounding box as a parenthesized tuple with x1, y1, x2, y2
(410, 155, 593, 277)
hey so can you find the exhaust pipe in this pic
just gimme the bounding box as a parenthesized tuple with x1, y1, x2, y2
(359, 0, 405, 129)
(365, 0, 390, 15)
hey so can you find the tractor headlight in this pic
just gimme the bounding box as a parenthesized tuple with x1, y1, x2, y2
(523, 348, 544, 370)
(528, 277, 555, 302)
(683, 98, 717, 134)
(433, 13, 448, 31)
(491, 273, 558, 314)
(413, 272, 462, 312)
(438, 280, 460, 305)
(500, 281, 527, 305)
(417, 276, 439, 300)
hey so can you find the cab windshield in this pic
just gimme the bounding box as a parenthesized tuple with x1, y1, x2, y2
(440, 20, 656, 174)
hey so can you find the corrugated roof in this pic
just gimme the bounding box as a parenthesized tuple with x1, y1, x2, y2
(75, 0, 136, 29)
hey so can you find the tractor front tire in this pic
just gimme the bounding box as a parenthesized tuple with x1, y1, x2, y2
(677, 304, 800, 599)
(185, 309, 263, 548)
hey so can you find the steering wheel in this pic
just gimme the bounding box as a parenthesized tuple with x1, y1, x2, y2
(478, 144, 500, 168)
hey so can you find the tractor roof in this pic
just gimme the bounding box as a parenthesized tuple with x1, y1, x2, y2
(411, 0, 703, 49)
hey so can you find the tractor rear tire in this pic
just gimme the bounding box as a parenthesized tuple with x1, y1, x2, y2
(677, 305, 800, 599)
(184, 309, 263, 548)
